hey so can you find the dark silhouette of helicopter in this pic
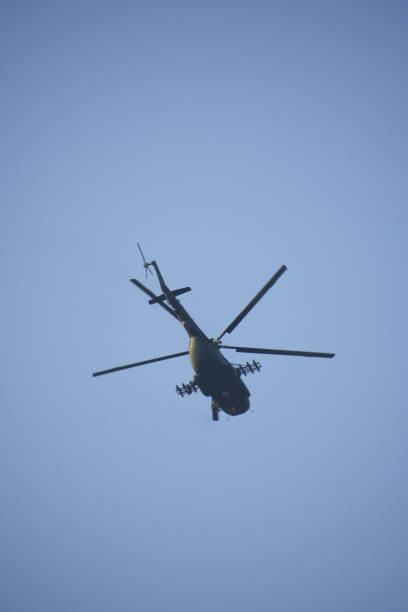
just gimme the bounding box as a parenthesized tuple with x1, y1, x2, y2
(93, 246, 335, 421)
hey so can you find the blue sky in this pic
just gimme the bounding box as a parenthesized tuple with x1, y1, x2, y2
(1, 2, 407, 611)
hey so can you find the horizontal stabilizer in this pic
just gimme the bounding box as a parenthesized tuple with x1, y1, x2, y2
(129, 278, 178, 320)
(149, 286, 191, 305)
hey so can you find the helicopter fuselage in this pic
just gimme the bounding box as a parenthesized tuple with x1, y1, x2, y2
(149, 260, 250, 416)
(189, 335, 250, 416)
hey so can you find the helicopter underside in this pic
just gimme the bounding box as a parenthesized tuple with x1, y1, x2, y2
(212, 389, 250, 417)
(188, 336, 251, 419)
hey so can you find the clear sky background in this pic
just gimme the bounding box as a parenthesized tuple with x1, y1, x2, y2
(1, 1, 407, 611)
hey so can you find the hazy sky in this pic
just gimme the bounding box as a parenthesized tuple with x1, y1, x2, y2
(1, 2, 407, 611)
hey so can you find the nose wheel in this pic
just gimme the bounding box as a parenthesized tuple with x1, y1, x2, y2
(211, 400, 219, 421)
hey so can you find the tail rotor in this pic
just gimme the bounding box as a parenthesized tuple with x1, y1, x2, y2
(137, 242, 153, 279)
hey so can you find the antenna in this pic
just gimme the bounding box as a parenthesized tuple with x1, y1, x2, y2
(137, 243, 153, 279)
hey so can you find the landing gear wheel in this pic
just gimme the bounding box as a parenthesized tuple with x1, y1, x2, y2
(211, 400, 219, 421)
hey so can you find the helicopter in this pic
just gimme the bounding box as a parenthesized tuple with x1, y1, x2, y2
(93, 246, 335, 421)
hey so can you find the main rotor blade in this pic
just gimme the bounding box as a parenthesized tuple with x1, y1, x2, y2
(221, 345, 335, 358)
(92, 350, 189, 377)
(216, 265, 287, 343)
(130, 278, 179, 320)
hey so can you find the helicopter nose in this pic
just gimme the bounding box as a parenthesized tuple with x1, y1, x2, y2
(226, 395, 250, 416)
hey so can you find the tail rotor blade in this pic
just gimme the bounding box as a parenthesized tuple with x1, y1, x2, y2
(137, 242, 147, 265)
(216, 265, 287, 343)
